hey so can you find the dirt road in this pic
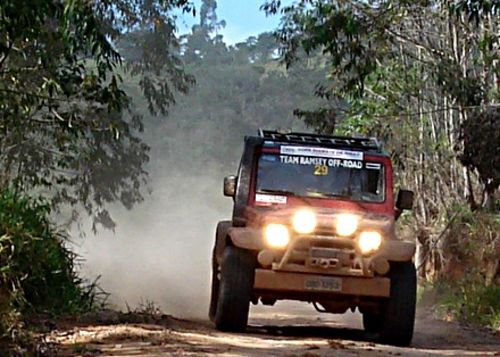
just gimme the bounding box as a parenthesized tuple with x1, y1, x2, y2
(44, 302, 499, 356)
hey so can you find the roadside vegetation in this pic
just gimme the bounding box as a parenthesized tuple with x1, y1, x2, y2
(419, 207, 500, 329)
(0, 188, 101, 352)
(432, 279, 500, 330)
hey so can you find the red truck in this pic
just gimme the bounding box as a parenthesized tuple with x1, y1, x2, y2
(209, 130, 416, 346)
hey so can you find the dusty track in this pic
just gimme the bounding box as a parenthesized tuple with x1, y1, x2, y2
(44, 303, 499, 356)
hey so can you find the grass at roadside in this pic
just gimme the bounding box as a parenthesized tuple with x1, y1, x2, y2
(418, 280, 500, 330)
(417, 206, 499, 331)
(0, 188, 103, 354)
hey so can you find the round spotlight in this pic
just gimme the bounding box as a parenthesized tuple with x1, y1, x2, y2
(264, 224, 290, 248)
(336, 214, 359, 236)
(358, 231, 383, 254)
(292, 209, 317, 234)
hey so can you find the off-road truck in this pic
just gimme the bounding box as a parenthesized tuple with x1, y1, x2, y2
(209, 130, 417, 346)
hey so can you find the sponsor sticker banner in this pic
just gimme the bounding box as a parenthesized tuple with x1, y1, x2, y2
(280, 145, 364, 160)
(280, 155, 364, 170)
(255, 194, 288, 204)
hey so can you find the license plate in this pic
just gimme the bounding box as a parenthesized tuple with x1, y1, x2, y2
(304, 277, 342, 292)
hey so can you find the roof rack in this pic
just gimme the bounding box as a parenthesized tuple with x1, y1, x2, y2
(258, 129, 382, 151)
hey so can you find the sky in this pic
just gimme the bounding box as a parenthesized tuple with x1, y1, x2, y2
(177, 0, 284, 44)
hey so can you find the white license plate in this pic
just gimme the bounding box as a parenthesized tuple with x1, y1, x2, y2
(304, 277, 342, 292)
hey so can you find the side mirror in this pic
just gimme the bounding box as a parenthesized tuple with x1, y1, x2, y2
(396, 189, 414, 210)
(223, 175, 237, 197)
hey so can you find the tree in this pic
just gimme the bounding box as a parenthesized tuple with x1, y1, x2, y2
(200, 0, 225, 33)
(0, 0, 195, 230)
(460, 107, 500, 210)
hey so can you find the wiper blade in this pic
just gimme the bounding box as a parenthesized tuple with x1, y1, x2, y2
(259, 189, 296, 196)
(306, 190, 352, 199)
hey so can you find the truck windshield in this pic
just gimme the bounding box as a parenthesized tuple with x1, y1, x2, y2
(256, 153, 385, 203)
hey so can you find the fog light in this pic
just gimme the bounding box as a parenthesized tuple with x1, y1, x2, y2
(358, 231, 382, 254)
(292, 209, 317, 234)
(264, 224, 290, 248)
(336, 214, 359, 236)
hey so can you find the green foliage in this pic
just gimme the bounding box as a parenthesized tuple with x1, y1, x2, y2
(459, 107, 500, 196)
(417, 207, 500, 330)
(0, 188, 99, 339)
(263, 0, 394, 99)
(444, 283, 500, 330)
(422, 280, 500, 330)
(0, 0, 195, 229)
(442, 206, 500, 281)
(264, 0, 499, 106)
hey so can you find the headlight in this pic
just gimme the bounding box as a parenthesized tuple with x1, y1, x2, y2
(292, 209, 317, 234)
(358, 231, 382, 254)
(336, 214, 359, 236)
(264, 223, 290, 248)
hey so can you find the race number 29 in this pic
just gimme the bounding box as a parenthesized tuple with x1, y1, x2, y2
(314, 164, 328, 176)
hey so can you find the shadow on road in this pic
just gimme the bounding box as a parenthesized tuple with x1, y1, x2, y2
(247, 323, 377, 343)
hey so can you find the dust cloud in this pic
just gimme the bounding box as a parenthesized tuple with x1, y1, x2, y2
(76, 170, 233, 319)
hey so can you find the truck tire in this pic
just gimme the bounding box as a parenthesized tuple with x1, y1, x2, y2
(208, 248, 219, 322)
(378, 261, 417, 346)
(214, 246, 255, 332)
(209, 221, 232, 322)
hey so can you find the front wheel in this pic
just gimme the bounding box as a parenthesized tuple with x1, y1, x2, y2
(378, 261, 417, 346)
(208, 248, 219, 322)
(214, 246, 255, 332)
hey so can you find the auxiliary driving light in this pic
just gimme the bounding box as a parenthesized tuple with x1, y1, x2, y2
(335, 214, 359, 236)
(358, 231, 383, 254)
(264, 224, 290, 248)
(292, 209, 317, 234)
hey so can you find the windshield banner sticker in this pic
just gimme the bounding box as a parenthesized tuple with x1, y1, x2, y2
(280, 145, 363, 160)
(280, 155, 363, 169)
(255, 193, 288, 204)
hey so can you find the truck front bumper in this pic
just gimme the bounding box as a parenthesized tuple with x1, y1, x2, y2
(253, 269, 390, 298)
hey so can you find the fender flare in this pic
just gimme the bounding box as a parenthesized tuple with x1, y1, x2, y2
(214, 224, 266, 264)
(214, 221, 232, 266)
(380, 240, 416, 262)
(214, 224, 264, 266)
(227, 227, 266, 251)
